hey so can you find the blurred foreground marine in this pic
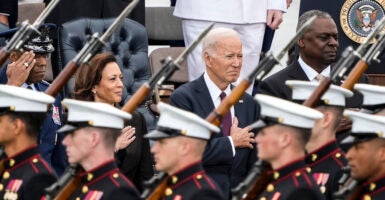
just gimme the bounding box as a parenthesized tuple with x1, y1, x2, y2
(57, 99, 141, 199)
(0, 25, 67, 176)
(250, 94, 324, 200)
(144, 102, 224, 199)
(0, 85, 57, 199)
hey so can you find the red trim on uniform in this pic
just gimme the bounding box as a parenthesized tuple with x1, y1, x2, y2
(171, 171, 205, 188)
(38, 156, 54, 173)
(80, 159, 116, 176)
(88, 168, 120, 186)
(109, 173, 121, 187)
(371, 185, 385, 196)
(303, 172, 314, 187)
(169, 161, 202, 176)
(292, 175, 299, 187)
(118, 172, 136, 188)
(193, 177, 201, 189)
(30, 160, 39, 173)
(203, 174, 217, 189)
(332, 154, 345, 167)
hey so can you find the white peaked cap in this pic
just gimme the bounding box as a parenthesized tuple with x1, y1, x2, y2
(286, 80, 353, 106)
(253, 94, 324, 129)
(344, 110, 385, 139)
(0, 85, 54, 112)
(145, 102, 220, 140)
(354, 83, 385, 107)
(58, 99, 131, 132)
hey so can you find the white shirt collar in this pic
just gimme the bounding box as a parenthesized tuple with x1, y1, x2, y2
(203, 72, 231, 107)
(298, 56, 330, 82)
(21, 83, 36, 90)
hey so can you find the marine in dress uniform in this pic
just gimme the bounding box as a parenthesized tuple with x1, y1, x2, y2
(339, 110, 385, 200)
(0, 25, 67, 176)
(0, 85, 58, 200)
(286, 80, 352, 199)
(56, 99, 140, 200)
(251, 94, 325, 200)
(144, 102, 224, 200)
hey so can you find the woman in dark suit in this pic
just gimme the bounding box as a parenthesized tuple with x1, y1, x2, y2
(73, 52, 153, 192)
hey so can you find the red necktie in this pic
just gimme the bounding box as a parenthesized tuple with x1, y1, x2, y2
(220, 92, 231, 136)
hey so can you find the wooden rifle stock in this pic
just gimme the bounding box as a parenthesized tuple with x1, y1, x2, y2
(341, 60, 368, 90)
(52, 172, 82, 200)
(205, 81, 250, 126)
(45, 61, 77, 97)
(121, 84, 151, 113)
(145, 179, 168, 200)
(302, 78, 333, 107)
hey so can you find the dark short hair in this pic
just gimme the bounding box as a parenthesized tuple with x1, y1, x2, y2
(297, 10, 333, 32)
(6, 112, 47, 138)
(73, 53, 117, 101)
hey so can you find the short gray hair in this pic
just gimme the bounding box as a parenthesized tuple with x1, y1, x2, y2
(202, 27, 240, 57)
(297, 10, 333, 32)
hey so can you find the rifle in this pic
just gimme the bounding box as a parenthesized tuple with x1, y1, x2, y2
(140, 172, 168, 200)
(341, 27, 385, 90)
(303, 16, 385, 107)
(333, 166, 360, 200)
(205, 16, 315, 126)
(138, 23, 214, 200)
(43, 1, 140, 200)
(121, 22, 214, 113)
(224, 17, 316, 200)
(45, 0, 140, 98)
(231, 160, 270, 200)
(44, 164, 81, 200)
(0, 0, 60, 67)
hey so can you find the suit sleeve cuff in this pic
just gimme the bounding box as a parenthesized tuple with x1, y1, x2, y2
(227, 136, 236, 157)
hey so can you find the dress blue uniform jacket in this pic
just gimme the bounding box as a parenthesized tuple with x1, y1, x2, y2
(162, 162, 224, 200)
(0, 146, 57, 200)
(356, 176, 385, 200)
(0, 63, 67, 176)
(305, 140, 347, 200)
(257, 159, 324, 200)
(169, 75, 259, 199)
(69, 160, 140, 200)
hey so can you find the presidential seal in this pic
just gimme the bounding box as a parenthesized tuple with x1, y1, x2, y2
(341, 0, 385, 43)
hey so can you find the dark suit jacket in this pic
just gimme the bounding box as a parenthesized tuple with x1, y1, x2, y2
(258, 60, 367, 108)
(116, 111, 154, 193)
(169, 75, 259, 198)
(299, 0, 385, 74)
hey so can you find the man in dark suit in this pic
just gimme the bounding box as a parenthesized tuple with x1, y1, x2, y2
(299, 0, 385, 74)
(0, 26, 67, 176)
(0, 85, 58, 199)
(169, 27, 259, 198)
(258, 10, 365, 108)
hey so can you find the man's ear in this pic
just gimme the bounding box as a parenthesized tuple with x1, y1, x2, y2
(297, 39, 305, 48)
(203, 51, 212, 68)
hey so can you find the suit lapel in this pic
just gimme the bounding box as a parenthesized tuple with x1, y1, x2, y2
(191, 75, 215, 116)
(287, 60, 309, 81)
